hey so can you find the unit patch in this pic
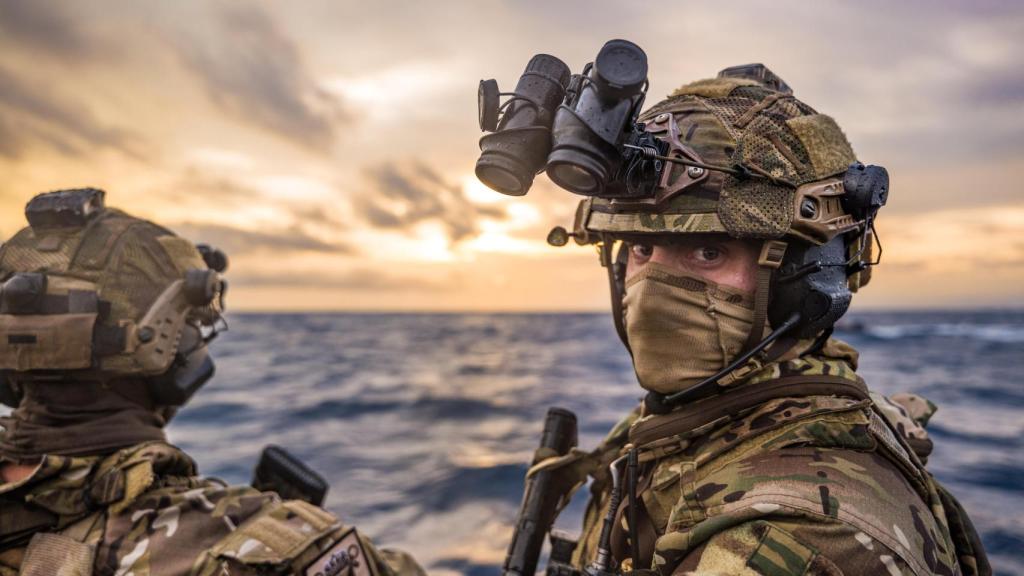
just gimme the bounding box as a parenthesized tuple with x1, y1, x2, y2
(305, 528, 376, 576)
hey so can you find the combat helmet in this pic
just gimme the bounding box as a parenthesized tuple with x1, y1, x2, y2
(0, 188, 228, 408)
(560, 64, 888, 404)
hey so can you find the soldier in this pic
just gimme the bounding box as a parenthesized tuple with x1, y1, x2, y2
(478, 52, 989, 575)
(0, 188, 424, 576)
(563, 70, 993, 576)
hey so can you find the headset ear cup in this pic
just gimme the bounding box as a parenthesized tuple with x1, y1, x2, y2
(149, 347, 215, 406)
(148, 325, 215, 406)
(770, 237, 852, 338)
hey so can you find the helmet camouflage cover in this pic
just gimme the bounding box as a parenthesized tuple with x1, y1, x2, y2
(0, 188, 223, 376)
(578, 72, 860, 247)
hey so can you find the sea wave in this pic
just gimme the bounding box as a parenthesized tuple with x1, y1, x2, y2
(855, 322, 1024, 343)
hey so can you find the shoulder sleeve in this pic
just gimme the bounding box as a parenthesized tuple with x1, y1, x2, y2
(871, 391, 935, 464)
(673, 519, 924, 576)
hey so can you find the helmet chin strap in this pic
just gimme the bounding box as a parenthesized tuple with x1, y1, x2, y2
(743, 240, 788, 353)
(602, 233, 632, 356)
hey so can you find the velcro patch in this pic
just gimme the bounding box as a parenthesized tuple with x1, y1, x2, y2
(305, 528, 377, 576)
(785, 114, 856, 179)
(671, 77, 760, 98)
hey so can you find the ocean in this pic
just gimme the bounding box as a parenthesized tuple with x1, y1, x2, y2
(167, 310, 1024, 575)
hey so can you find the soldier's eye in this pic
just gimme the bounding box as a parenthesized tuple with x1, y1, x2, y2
(631, 243, 654, 260)
(694, 246, 723, 263)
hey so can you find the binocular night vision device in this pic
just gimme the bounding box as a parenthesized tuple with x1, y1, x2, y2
(476, 39, 658, 198)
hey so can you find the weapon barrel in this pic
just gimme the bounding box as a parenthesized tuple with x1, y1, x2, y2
(503, 407, 578, 576)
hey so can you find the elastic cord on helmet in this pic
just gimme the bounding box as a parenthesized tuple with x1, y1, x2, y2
(623, 144, 787, 186)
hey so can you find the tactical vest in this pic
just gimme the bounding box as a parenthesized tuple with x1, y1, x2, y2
(561, 361, 989, 576)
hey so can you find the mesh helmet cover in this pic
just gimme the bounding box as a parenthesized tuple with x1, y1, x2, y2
(0, 199, 208, 374)
(585, 76, 857, 242)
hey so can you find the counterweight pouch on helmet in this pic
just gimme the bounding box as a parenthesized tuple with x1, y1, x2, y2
(0, 312, 97, 371)
(24, 187, 105, 229)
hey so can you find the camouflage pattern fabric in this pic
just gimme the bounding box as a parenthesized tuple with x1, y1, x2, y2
(581, 77, 858, 243)
(0, 207, 207, 341)
(572, 352, 965, 576)
(0, 442, 424, 576)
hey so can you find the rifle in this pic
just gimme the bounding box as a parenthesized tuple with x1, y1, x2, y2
(503, 407, 578, 576)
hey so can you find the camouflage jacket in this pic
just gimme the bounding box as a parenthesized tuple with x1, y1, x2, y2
(0, 441, 424, 576)
(570, 352, 982, 576)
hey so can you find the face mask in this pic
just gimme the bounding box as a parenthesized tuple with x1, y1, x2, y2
(623, 262, 755, 394)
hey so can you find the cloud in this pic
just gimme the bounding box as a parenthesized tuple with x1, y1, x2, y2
(170, 222, 349, 256)
(877, 203, 1024, 272)
(0, 2, 346, 151)
(168, 4, 347, 150)
(969, 70, 1024, 107)
(160, 169, 265, 207)
(357, 163, 506, 242)
(0, 1, 95, 60)
(0, 64, 148, 160)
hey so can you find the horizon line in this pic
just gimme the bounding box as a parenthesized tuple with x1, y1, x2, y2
(224, 305, 1024, 315)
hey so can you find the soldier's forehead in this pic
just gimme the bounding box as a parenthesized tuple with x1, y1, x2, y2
(622, 232, 747, 246)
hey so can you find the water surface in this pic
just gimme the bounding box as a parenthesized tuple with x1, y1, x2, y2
(171, 310, 1024, 575)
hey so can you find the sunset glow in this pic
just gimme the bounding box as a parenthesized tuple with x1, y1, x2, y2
(0, 1, 1021, 311)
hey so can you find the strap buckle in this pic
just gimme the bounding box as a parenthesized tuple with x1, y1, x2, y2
(758, 240, 788, 269)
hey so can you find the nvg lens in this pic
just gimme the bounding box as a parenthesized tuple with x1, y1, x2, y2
(548, 162, 600, 195)
(476, 164, 526, 196)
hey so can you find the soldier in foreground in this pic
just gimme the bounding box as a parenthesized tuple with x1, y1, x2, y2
(0, 189, 424, 575)
(477, 42, 989, 575)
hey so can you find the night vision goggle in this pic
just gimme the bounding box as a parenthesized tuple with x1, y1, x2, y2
(475, 40, 888, 224)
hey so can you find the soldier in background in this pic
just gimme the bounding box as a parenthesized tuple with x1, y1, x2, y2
(0, 189, 424, 576)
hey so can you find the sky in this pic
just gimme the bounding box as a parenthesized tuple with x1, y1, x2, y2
(0, 0, 1021, 311)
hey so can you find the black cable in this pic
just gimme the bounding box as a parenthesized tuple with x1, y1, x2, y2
(660, 312, 802, 406)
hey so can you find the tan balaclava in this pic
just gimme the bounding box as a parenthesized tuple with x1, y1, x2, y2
(623, 262, 755, 394)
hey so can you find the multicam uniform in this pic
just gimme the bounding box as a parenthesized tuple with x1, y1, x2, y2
(0, 441, 421, 576)
(569, 349, 985, 576)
